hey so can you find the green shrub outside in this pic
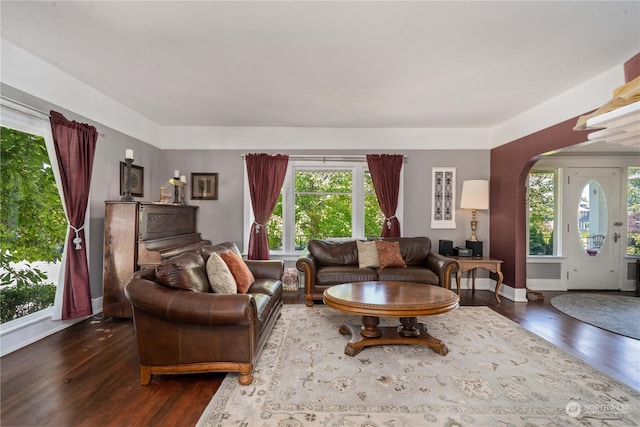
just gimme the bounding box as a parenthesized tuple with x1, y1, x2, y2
(0, 253, 56, 323)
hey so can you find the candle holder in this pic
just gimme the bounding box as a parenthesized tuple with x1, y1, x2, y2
(156, 178, 186, 204)
(121, 158, 134, 202)
(173, 176, 180, 203)
(179, 185, 186, 205)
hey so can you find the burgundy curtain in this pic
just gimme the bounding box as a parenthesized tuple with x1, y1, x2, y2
(366, 154, 403, 237)
(50, 111, 98, 319)
(246, 153, 289, 260)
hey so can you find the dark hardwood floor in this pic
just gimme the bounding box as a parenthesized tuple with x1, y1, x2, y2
(1, 290, 638, 427)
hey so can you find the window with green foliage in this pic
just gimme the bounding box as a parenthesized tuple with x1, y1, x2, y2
(628, 167, 640, 257)
(527, 169, 557, 256)
(295, 169, 353, 245)
(364, 170, 384, 238)
(0, 126, 66, 323)
(260, 161, 391, 253)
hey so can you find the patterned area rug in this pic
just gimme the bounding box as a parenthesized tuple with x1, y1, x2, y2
(197, 305, 640, 426)
(550, 294, 640, 340)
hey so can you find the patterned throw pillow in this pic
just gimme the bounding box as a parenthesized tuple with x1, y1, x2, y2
(155, 252, 210, 292)
(206, 252, 237, 294)
(357, 240, 380, 268)
(374, 240, 407, 268)
(219, 252, 255, 294)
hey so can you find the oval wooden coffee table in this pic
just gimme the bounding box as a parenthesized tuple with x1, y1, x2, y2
(323, 281, 459, 357)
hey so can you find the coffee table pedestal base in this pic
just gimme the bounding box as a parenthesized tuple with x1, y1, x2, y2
(338, 317, 449, 357)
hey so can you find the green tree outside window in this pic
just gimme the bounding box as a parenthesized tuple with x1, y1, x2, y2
(0, 127, 66, 323)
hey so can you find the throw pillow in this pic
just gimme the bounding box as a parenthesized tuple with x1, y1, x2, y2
(375, 240, 406, 268)
(155, 252, 210, 292)
(220, 252, 255, 294)
(206, 252, 237, 294)
(356, 240, 380, 268)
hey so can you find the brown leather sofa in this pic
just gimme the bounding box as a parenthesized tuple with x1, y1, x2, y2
(296, 236, 457, 307)
(124, 242, 283, 386)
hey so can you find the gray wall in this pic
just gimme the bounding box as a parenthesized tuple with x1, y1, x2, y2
(159, 148, 490, 253)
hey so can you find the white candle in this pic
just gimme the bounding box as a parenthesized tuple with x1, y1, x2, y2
(180, 175, 186, 183)
(174, 170, 180, 178)
(125, 149, 134, 160)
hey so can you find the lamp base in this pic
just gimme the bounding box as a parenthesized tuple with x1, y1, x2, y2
(468, 213, 478, 242)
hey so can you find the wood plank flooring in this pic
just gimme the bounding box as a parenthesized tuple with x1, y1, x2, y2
(1, 290, 638, 427)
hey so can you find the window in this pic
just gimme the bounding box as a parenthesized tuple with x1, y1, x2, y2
(628, 167, 640, 256)
(247, 159, 400, 254)
(527, 168, 558, 256)
(0, 122, 65, 323)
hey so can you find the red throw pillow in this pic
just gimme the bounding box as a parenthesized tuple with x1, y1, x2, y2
(375, 240, 406, 268)
(219, 252, 255, 293)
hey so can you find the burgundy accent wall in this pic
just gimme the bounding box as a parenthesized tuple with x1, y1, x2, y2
(624, 52, 640, 82)
(489, 117, 591, 291)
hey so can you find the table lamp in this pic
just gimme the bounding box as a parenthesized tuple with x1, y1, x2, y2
(460, 180, 489, 242)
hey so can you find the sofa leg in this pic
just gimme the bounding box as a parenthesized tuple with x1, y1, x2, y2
(238, 365, 254, 385)
(140, 365, 151, 385)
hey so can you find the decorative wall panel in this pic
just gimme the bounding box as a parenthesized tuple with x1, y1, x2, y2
(431, 167, 457, 229)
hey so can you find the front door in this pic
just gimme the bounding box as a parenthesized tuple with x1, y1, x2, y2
(565, 168, 622, 290)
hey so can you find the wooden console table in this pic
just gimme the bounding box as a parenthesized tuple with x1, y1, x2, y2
(450, 256, 504, 303)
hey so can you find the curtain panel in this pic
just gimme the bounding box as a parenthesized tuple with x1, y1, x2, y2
(366, 154, 403, 237)
(49, 111, 98, 319)
(245, 153, 289, 260)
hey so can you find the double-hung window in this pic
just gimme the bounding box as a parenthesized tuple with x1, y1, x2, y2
(245, 158, 403, 254)
(527, 168, 559, 256)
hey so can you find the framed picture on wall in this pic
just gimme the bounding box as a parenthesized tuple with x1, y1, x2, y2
(119, 162, 144, 197)
(191, 173, 218, 200)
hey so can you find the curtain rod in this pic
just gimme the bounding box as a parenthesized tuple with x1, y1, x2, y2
(1, 96, 106, 138)
(242, 154, 407, 163)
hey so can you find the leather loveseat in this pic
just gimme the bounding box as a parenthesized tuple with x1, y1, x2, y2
(125, 242, 283, 386)
(296, 236, 457, 307)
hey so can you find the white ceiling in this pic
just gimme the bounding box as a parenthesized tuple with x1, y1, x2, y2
(1, 1, 639, 129)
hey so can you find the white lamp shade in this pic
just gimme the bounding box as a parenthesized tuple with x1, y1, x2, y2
(460, 180, 489, 210)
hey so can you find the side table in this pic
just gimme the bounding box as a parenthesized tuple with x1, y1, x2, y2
(450, 256, 504, 303)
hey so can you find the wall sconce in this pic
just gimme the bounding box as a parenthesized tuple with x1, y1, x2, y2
(460, 180, 489, 242)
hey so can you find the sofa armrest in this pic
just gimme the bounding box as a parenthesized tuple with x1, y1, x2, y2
(425, 252, 458, 289)
(296, 252, 317, 291)
(244, 259, 284, 280)
(125, 278, 256, 326)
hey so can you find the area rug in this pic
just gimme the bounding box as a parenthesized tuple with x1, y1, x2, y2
(196, 305, 640, 426)
(550, 294, 640, 340)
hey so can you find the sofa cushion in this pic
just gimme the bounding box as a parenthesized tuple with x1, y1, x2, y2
(206, 252, 237, 294)
(356, 240, 380, 268)
(377, 266, 439, 284)
(382, 236, 431, 266)
(375, 240, 406, 268)
(315, 265, 378, 286)
(308, 240, 359, 266)
(248, 278, 283, 299)
(155, 252, 210, 292)
(220, 252, 255, 294)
